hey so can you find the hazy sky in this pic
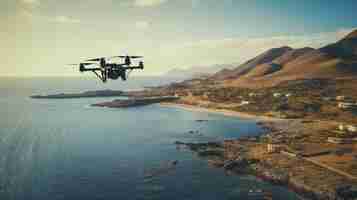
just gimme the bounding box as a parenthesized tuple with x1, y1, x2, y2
(2, 0, 357, 76)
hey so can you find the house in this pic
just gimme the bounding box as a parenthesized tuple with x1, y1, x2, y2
(336, 96, 345, 101)
(338, 124, 345, 131)
(202, 92, 210, 99)
(273, 93, 282, 98)
(338, 102, 357, 110)
(239, 101, 250, 106)
(267, 143, 283, 153)
(249, 92, 257, 97)
(339, 124, 357, 133)
(347, 125, 357, 133)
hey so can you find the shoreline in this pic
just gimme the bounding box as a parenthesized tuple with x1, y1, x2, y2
(160, 102, 286, 122)
(92, 96, 179, 108)
(165, 102, 352, 200)
(30, 90, 127, 99)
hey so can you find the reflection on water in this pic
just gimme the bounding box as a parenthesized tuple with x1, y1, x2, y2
(0, 77, 299, 200)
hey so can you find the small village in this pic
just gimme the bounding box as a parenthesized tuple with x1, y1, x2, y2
(175, 116, 357, 199)
(156, 77, 357, 200)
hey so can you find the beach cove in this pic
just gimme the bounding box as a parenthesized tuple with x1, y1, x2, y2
(160, 101, 357, 200)
(0, 77, 300, 200)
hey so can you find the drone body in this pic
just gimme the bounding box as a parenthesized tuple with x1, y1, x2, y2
(69, 55, 144, 83)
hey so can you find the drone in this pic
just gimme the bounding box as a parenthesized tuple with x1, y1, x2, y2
(68, 55, 144, 83)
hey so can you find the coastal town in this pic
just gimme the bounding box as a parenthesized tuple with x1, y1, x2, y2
(29, 29, 357, 199)
(165, 83, 357, 199)
(30, 81, 357, 199)
(135, 30, 357, 199)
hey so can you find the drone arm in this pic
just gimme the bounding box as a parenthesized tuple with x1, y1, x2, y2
(82, 67, 106, 82)
(124, 66, 144, 70)
(80, 67, 102, 71)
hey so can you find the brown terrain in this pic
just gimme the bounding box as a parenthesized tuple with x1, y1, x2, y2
(141, 29, 357, 199)
(209, 29, 357, 89)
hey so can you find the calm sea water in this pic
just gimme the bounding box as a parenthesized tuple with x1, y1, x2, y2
(0, 77, 299, 200)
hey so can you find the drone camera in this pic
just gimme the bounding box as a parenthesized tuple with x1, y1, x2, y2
(79, 64, 85, 72)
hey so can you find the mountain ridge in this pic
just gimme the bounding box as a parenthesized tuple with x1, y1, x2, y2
(209, 29, 357, 88)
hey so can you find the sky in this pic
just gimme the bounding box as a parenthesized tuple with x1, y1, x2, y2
(2, 0, 357, 76)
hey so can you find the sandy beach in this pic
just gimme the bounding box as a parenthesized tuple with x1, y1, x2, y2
(160, 102, 285, 122)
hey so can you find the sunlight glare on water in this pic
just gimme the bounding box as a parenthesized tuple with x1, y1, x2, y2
(0, 77, 300, 200)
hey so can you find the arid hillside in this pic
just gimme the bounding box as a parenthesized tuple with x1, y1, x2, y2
(210, 29, 357, 88)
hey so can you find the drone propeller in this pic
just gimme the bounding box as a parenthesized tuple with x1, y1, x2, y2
(85, 57, 106, 62)
(67, 62, 95, 66)
(110, 56, 143, 59)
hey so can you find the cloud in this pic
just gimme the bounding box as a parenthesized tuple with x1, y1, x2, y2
(134, 0, 168, 7)
(160, 27, 357, 67)
(181, 29, 354, 50)
(191, 0, 200, 8)
(18, 0, 40, 18)
(18, 11, 82, 24)
(135, 21, 150, 29)
(19, 8, 34, 18)
(18, 0, 81, 24)
(53, 15, 81, 24)
(21, 0, 40, 5)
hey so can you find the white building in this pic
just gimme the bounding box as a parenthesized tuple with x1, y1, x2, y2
(338, 102, 357, 109)
(338, 124, 357, 133)
(240, 101, 250, 106)
(336, 96, 345, 101)
(267, 143, 282, 153)
(347, 125, 357, 133)
(249, 92, 256, 97)
(285, 93, 292, 97)
(273, 93, 282, 98)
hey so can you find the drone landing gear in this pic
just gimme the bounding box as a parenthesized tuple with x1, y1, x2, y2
(93, 70, 107, 83)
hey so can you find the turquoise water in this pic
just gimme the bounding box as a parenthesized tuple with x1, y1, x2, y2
(0, 77, 299, 200)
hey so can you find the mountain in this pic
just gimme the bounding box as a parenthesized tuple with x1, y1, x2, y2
(244, 47, 315, 78)
(212, 46, 292, 80)
(210, 29, 357, 88)
(320, 29, 357, 60)
(212, 68, 235, 80)
(343, 29, 357, 39)
(270, 30, 357, 79)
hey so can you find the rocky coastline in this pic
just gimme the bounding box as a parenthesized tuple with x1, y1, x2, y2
(172, 112, 357, 200)
(174, 138, 356, 200)
(30, 90, 126, 99)
(92, 96, 180, 108)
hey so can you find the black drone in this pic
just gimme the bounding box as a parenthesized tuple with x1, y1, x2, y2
(68, 55, 144, 83)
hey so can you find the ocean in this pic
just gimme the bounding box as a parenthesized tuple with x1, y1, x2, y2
(0, 77, 299, 200)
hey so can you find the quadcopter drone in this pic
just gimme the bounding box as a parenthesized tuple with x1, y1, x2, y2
(68, 55, 144, 83)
